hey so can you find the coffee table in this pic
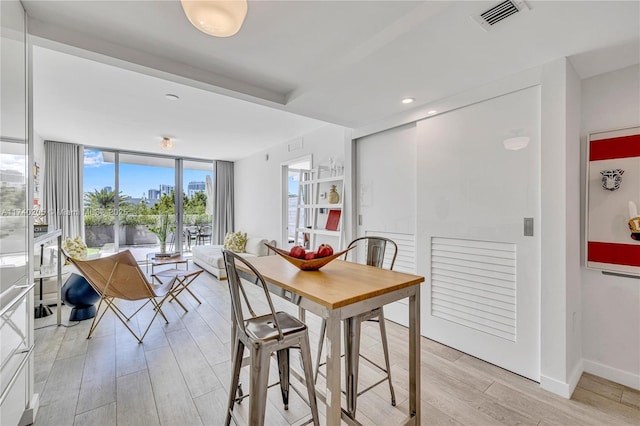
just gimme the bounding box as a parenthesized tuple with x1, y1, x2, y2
(146, 253, 189, 274)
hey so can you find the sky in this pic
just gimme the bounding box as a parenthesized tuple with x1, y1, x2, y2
(83, 150, 211, 199)
(0, 153, 26, 176)
(84, 150, 301, 199)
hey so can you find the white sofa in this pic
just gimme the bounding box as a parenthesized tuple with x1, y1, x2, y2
(192, 237, 276, 280)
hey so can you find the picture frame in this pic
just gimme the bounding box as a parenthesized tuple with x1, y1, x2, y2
(585, 125, 640, 276)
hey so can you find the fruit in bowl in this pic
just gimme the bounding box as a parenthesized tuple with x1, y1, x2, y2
(289, 245, 306, 259)
(316, 244, 334, 258)
(266, 243, 353, 271)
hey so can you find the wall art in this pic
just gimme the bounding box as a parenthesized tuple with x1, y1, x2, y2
(586, 125, 640, 276)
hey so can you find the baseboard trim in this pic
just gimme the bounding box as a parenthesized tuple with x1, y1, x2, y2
(540, 375, 572, 398)
(568, 359, 584, 396)
(583, 359, 640, 390)
(19, 392, 39, 426)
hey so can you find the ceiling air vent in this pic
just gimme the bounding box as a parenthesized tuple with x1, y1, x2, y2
(472, 0, 529, 31)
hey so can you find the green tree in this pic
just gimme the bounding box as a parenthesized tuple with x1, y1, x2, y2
(0, 184, 25, 210)
(84, 188, 130, 209)
(184, 191, 207, 214)
(150, 190, 175, 214)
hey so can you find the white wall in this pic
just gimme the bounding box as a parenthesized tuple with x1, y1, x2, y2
(565, 60, 583, 389)
(355, 123, 416, 235)
(539, 59, 570, 393)
(581, 64, 640, 389)
(234, 124, 349, 245)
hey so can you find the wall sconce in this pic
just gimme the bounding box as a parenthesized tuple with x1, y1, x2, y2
(180, 0, 248, 37)
(503, 136, 530, 151)
(160, 137, 174, 150)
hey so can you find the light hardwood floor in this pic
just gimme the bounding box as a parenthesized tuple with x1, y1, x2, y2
(34, 269, 639, 425)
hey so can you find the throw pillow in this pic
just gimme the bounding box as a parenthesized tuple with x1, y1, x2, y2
(223, 231, 247, 253)
(62, 237, 88, 261)
(245, 238, 269, 256)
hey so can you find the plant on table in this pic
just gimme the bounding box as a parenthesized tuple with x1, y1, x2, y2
(147, 212, 176, 253)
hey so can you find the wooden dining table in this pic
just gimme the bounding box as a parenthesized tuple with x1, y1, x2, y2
(241, 255, 424, 426)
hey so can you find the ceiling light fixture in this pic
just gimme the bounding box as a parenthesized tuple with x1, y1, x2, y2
(165, 94, 180, 101)
(401, 97, 415, 104)
(160, 137, 174, 150)
(503, 136, 530, 151)
(180, 0, 248, 37)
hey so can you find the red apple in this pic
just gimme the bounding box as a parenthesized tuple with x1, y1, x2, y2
(304, 252, 317, 260)
(289, 245, 306, 259)
(316, 244, 334, 258)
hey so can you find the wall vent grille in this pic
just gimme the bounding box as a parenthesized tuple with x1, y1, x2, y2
(364, 231, 416, 316)
(363, 230, 416, 274)
(472, 0, 529, 31)
(431, 237, 517, 342)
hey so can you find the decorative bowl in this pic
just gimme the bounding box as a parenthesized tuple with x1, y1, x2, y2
(265, 243, 353, 271)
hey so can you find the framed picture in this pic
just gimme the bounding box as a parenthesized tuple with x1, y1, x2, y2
(585, 125, 640, 276)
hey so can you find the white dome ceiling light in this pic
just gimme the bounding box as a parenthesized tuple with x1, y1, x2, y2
(503, 136, 530, 151)
(160, 137, 174, 150)
(180, 0, 248, 38)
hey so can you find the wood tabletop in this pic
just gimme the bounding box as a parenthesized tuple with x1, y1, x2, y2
(242, 255, 424, 309)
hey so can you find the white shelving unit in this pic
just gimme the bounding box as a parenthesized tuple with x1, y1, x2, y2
(294, 167, 344, 250)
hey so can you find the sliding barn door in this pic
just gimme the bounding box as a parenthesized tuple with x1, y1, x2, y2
(356, 123, 417, 326)
(417, 87, 541, 380)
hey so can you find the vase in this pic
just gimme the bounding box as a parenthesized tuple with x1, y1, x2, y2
(160, 241, 166, 254)
(328, 185, 340, 204)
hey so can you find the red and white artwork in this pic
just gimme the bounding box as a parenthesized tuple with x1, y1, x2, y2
(586, 126, 640, 275)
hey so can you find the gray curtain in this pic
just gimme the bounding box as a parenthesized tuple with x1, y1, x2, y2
(213, 160, 234, 244)
(44, 141, 84, 240)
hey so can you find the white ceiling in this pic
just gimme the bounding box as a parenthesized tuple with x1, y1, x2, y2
(24, 0, 640, 161)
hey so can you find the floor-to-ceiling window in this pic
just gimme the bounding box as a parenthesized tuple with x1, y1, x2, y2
(118, 153, 176, 260)
(182, 160, 213, 251)
(83, 149, 116, 252)
(83, 148, 213, 260)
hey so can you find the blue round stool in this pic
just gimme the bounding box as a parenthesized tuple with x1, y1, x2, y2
(61, 273, 100, 321)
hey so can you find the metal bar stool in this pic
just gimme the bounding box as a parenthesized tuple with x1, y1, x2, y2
(314, 236, 398, 419)
(222, 249, 319, 426)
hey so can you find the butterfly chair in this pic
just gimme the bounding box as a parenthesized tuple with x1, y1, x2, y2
(314, 236, 398, 418)
(222, 249, 319, 426)
(66, 250, 176, 344)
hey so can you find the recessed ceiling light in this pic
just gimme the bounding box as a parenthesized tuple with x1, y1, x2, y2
(401, 97, 415, 104)
(427, 110, 437, 115)
(165, 94, 180, 101)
